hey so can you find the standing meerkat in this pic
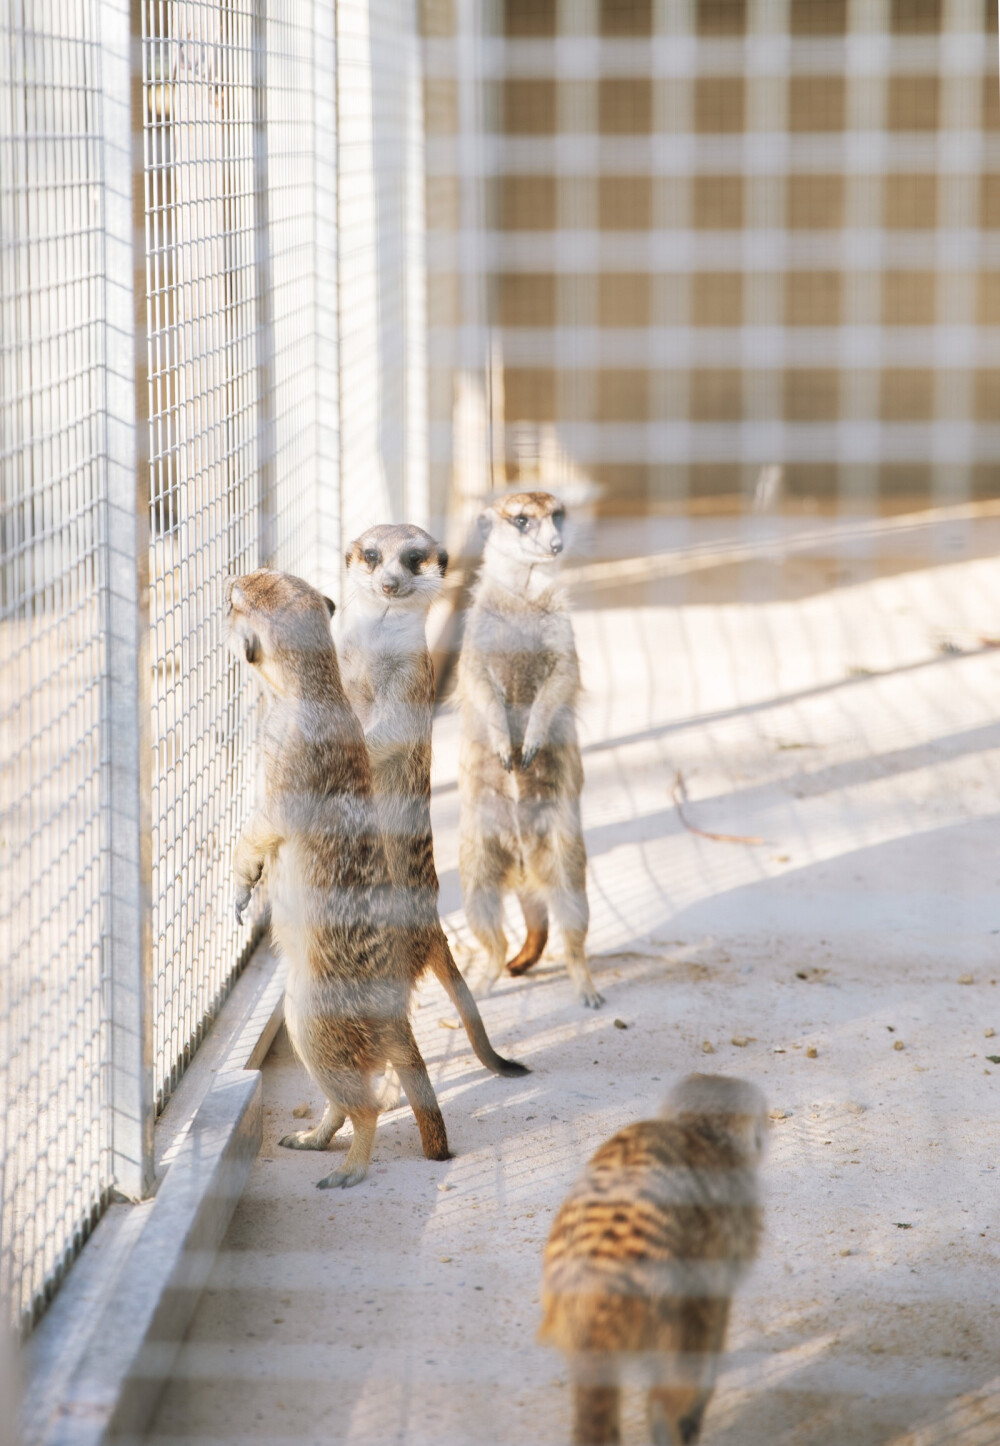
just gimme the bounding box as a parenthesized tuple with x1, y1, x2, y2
(456, 490, 601, 1006)
(539, 1074, 767, 1446)
(228, 568, 450, 1188)
(339, 522, 527, 1081)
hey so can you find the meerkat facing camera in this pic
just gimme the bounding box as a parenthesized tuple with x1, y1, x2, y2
(228, 568, 450, 1188)
(539, 1074, 767, 1446)
(339, 522, 527, 1081)
(456, 490, 601, 1006)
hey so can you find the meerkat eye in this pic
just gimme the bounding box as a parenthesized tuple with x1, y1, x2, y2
(363, 549, 379, 567)
(552, 509, 565, 528)
(513, 515, 529, 532)
(406, 550, 425, 573)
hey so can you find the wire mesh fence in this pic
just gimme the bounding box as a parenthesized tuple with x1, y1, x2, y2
(3, 0, 1000, 1402)
(0, 0, 429, 1337)
(0, 0, 114, 1337)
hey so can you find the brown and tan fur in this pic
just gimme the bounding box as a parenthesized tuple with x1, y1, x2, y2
(456, 491, 600, 1006)
(228, 568, 450, 1187)
(539, 1075, 767, 1446)
(339, 523, 527, 1082)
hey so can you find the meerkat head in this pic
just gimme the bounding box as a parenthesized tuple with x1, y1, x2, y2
(226, 569, 337, 696)
(345, 524, 448, 615)
(662, 1074, 769, 1164)
(478, 491, 567, 572)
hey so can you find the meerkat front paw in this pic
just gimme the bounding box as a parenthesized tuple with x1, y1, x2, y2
(317, 1164, 368, 1189)
(495, 742, 515, 771)
(579, 983, 605, 1008)
(234, 886, 253, 925)
(520, 739, 541, 769)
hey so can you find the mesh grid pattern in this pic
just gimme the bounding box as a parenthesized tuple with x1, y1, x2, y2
(423, 0, 1000, 508)
(142, 0, 265, 1109)
(0, 0, 112, 1333)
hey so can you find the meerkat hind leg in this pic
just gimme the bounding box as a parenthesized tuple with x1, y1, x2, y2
(462, 881, 509, 996)
(387, 1023, 451, 1162)
(506, 891, 548, 976)
(548, 879, 602, 1007)
(316, 1105, 379, 1189)
(572, 1382, 620, 1446)
(646, 1387, 710, 1446)
(279, 1100, 346, 1151)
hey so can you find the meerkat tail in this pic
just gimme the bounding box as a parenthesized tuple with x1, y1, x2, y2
(427, 930, 530, 1077)
(507, 892, 549, 976)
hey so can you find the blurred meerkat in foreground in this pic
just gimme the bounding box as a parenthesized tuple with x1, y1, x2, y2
(539, 1075, 767, 1446)
(228, 568, 450, 1187)
(456, 491, 601, 1006)
(339, 523, 527, 1084)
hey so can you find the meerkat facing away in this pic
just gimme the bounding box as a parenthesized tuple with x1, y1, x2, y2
(539, 1074, 767, 1446)
(228, 568, 450, 1188)
(456, 490, 601, 1006)
(339, 523, 527, 1081)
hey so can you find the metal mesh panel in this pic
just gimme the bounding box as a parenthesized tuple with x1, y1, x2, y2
(142, 0, 265, 1108)
(0, 0, 113, 1332)
(424, 0, 1000, 512)
(265, 2, 320, 579)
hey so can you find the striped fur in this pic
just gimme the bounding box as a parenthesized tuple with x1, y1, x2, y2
(340, 524, 528, 1082)
(228, 568, 450, 1187)
(540, 1074, 767, 1445)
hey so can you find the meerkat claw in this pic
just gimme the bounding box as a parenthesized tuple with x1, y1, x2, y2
(317, 1165, 368, 1189)
(234, 894, 250, 925)
(279, 1130, 322, 1150)
(581, 989, 605, 1008)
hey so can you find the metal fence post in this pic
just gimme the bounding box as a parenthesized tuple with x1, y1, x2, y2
(100, 0, 155, 1202)
(252, 0, 276, 570)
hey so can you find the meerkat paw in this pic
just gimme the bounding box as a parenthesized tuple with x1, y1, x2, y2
(466, 970, 497, 1000)
(316, 1163, 368, 1189)
(579, 983, 605, 1008)
(491, 735, 515, 771)
(519, 740, 540, 769)
(234, 886, 253, 925)
(279, 1128, 339, 1150)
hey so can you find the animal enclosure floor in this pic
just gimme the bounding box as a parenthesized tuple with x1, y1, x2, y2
(146, 543, 1000, 1446)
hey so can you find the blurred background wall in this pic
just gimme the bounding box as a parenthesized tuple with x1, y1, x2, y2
(424, 0, 1000, 521)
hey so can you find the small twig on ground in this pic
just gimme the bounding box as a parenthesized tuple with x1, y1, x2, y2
(671, 771, 766, 846)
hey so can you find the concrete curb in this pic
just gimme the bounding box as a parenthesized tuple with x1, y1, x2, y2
(21, 947, 285, 1446)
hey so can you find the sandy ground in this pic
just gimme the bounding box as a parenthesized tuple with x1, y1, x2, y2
(146, 523, 1000, 1446)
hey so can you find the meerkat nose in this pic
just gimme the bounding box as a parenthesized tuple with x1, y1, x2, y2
(381, 577, 400, 595)
(550, 537, 563, 555)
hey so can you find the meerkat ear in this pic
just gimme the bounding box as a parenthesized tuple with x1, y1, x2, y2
(477, 511, 492, 540)
(323, 595, 336, 618)
(244, 632, 260, 665)
(345, 540, 361, 569)
(436, 547, 449, 576)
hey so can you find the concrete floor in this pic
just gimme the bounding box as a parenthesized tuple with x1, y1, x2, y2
(147, 524, 1000, 1446)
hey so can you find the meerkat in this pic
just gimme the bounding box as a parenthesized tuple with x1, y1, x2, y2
(539, 1074, 767, 1446)
(228, 568, 450, 1188)
(339, 523, 528, 1084)
(456, 490, 601, 1006)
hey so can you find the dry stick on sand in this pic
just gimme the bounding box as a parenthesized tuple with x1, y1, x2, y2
(671, 770, 766, 846)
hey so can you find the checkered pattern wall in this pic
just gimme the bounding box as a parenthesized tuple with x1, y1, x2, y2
(423, 0, 1000, 512)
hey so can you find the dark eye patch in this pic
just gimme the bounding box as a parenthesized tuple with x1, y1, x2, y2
(512, 514, 530, 532)
(552, 509, 565, 528)
(405, 550, 426, 573)
(363, 548, 380, 567)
